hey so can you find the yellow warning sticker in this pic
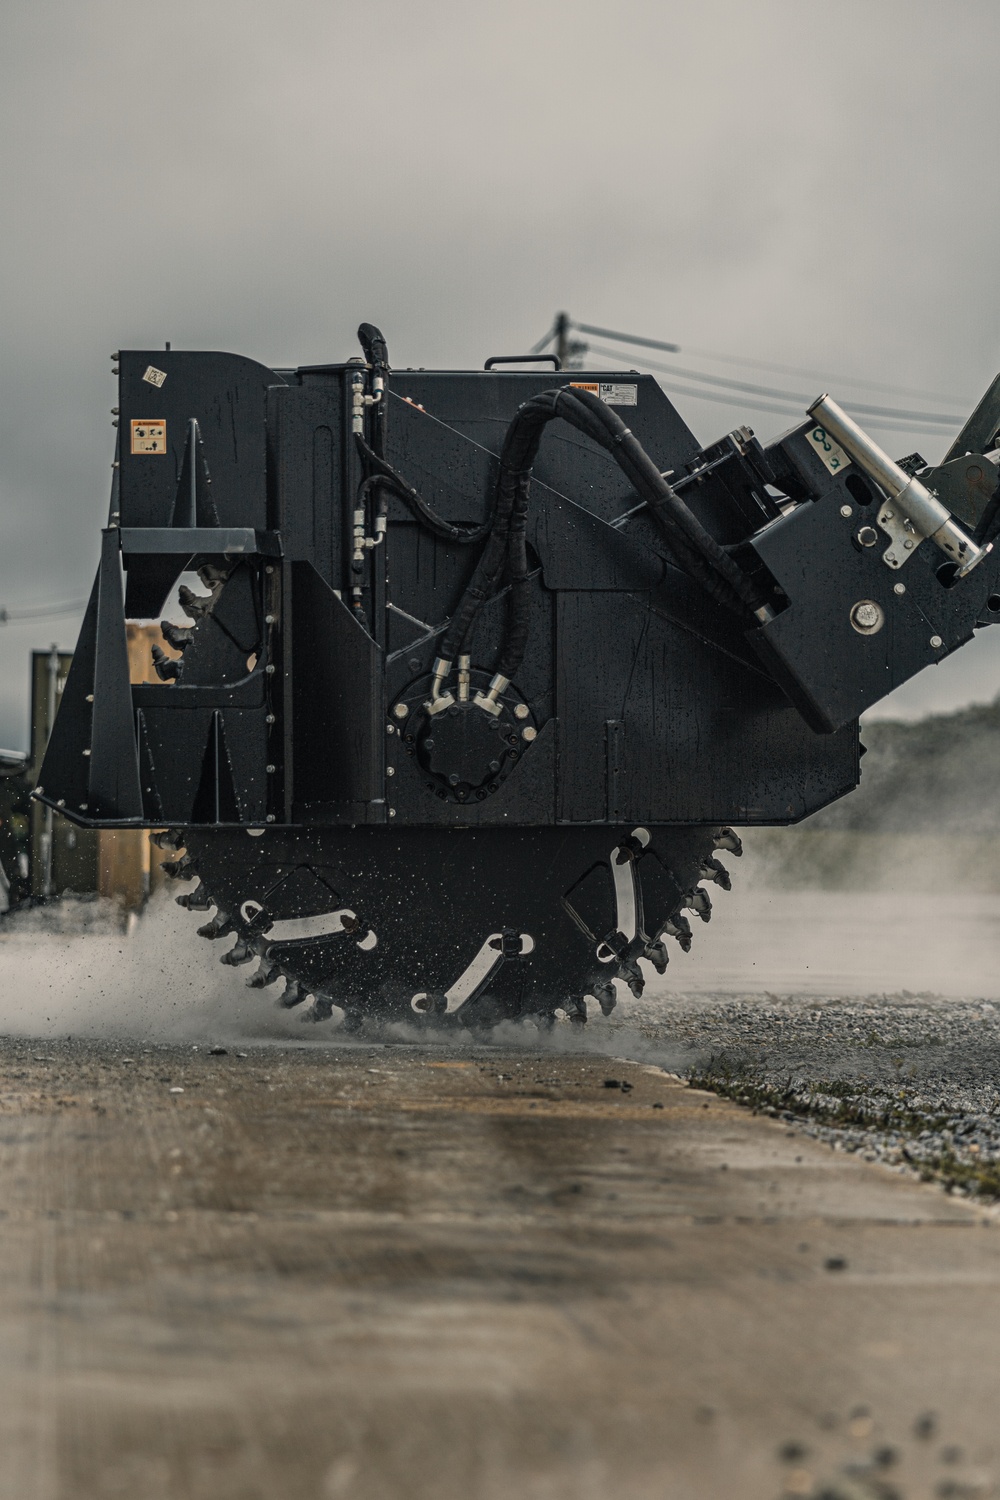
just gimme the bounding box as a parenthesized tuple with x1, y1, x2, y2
(131, 419, 166, 454)
(571, 381, 638, 407)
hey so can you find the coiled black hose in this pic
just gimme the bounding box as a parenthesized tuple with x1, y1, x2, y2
(442, 384, 771, 682)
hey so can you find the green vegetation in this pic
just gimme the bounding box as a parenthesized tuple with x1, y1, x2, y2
(687, 1056, 1000, 1199)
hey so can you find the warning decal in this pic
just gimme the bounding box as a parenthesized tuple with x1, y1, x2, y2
(131, 420, 166, 454)
(570, 381, 638, 407)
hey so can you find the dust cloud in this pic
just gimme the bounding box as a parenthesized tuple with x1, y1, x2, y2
(1, 840, 998, 1050)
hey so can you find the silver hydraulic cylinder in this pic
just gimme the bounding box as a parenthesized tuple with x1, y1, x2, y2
(807, 394, 992, 577)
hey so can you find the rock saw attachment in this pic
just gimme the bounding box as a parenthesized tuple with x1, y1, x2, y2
(34, 327, 1000, 1028)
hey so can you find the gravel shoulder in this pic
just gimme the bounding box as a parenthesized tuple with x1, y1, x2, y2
(620, 991, 1000, 1201)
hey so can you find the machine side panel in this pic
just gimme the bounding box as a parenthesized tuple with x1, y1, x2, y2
(117, 351, 283, 531)
(269, 381, 350, 588)
(291, 563, 385, 824)
(556, 590, 859, 824)
(383, 372, 701, 529)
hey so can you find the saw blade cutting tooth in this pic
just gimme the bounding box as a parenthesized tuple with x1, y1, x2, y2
(197, 910, 236, 940)
(714, 827, 743, 856)
(197, 564, 229, 590)
(699, 856, 731, 891)
(663, 913, 693, 951)
(619, 957, 645, 998)
(279, 977, 308, 1009)
(592, 980, 617, 1016)
(219, 935, 255, 966)
(150, 644, 181, 681)
(177, 565, 229, 623)
(160, 853, 194, 880)
(684, 887, 712, 922)
(302, 992, 337, 1023)
(176, 881, 212, 911)
(152, 829, 185, 851)
(245, 956, 282, 988)
(643, 938, 669, 974)
(160, 620, 194, 652)
(178, 584, 216, 621)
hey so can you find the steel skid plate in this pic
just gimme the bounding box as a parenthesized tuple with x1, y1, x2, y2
(176, 823, 738, 1029)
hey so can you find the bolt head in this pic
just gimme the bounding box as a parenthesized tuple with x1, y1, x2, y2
(893, 582, 906, 595)
(930, 634, 944, 648)
(840, 505, 852, 518)
(514, 703, 530, 719)
(856, 526, 878, 548)
(386, 766, 395, 776)
(393, 703, 408, 719)
(522, 725, 537, 741)
(849, 599, 885, 635)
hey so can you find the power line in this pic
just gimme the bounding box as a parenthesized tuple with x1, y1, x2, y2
(572, 321, 680, 355)
(537, 315, 972, 411)
(583, 343, 960, 430)
(584, 346, 957, 438)
(0, 599, 87, 625)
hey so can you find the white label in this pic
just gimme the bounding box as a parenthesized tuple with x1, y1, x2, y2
(806, 422, 849, 475)
(131, 419, 166, 454)
(570, 381, 638, 406)
(600, 382, 637, 406)
(143, 365, 167, 388)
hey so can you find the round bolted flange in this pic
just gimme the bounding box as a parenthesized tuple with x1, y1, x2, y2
(849, 599, 885, 636)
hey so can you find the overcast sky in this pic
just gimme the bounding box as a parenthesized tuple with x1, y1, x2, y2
(1, 0, 999, 746)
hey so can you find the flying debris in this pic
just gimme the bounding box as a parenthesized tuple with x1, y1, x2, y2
(32, 325, 1000, 1029)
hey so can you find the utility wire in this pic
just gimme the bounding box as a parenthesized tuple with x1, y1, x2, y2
(0, 599, 87, 625)
(583, 343, 959, 430)
(584, 346, 957, 438)
(536, 316, 972, 410)
(572, 321, 680, 354)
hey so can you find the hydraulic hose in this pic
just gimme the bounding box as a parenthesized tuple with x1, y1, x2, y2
(441, 384, 771, 692)
(354, 438, 494, 545)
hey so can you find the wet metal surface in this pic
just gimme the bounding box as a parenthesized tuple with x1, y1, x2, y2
(0, 1039, 997, 1497)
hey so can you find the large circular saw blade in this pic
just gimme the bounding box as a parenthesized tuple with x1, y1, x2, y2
(165, 823, 740, 1029)
(152, 566, 741, 1029)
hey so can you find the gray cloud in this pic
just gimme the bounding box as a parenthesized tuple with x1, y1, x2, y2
(1, 0, 998, 743)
